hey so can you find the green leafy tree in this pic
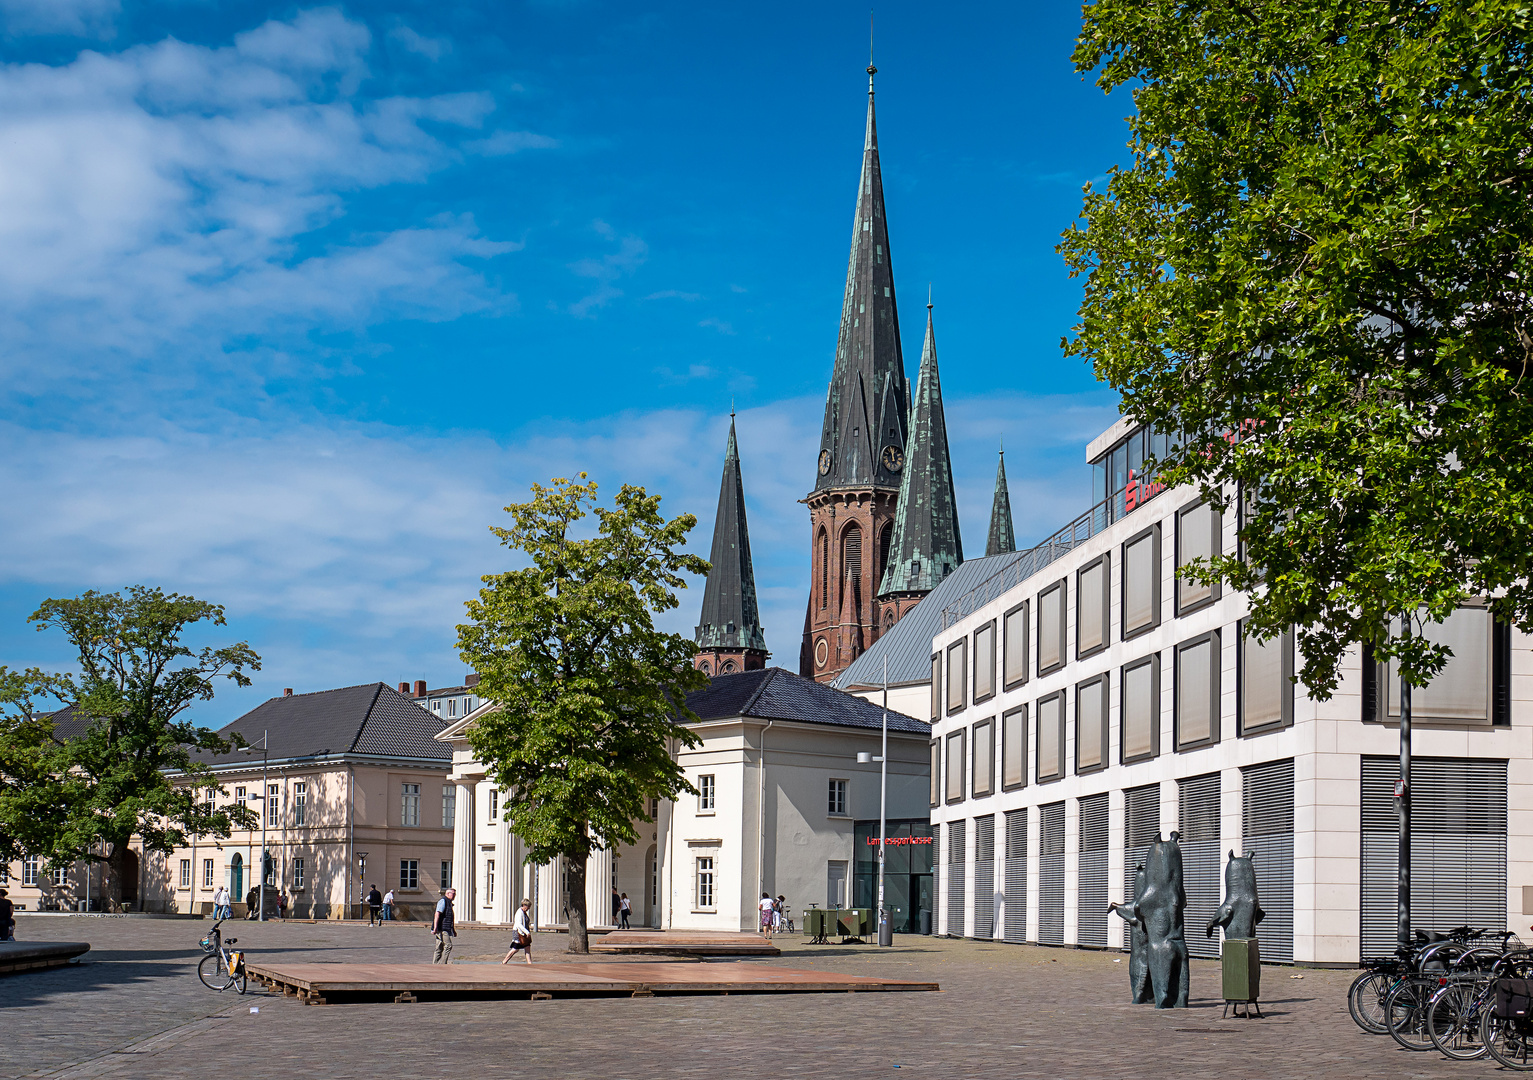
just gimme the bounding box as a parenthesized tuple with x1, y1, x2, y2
(458, 476, 709, 953)
(1060, 0, 1533, 697)
(0, 587, 261, 908)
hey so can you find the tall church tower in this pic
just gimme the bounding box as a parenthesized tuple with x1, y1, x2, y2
(801, 64, 910, 683)
(695, 413, 769, 675)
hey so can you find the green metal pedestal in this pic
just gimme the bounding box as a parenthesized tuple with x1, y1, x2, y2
(1221, 938, 1262, 1018)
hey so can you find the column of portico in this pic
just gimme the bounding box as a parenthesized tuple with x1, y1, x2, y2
(453, 782, 475, 912)
(492, 809, 514, 925)
(537, 858, 560, 928)
(586, 845, 614, 927)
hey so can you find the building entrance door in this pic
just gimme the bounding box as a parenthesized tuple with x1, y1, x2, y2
(827, 862, 848, 908)
(229, 853, 243, 900)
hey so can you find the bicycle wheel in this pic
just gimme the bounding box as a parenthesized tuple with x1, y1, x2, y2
(1481, 1010, 1533, 1070)
(1349, 971, 1393, 1035)
(197, 954, 233, 991)
(1385, 978, 1436, 1051)
(233, 967, 248, 995)
(1427, 984, 1488, 1060)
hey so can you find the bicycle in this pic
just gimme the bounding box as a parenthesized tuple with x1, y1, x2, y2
(1425, 946, 1533, 1060)
(1385, 932, 1523, 1051)
(1350, 925, 1484, 1035)
(197, 921, 249, 994)
(1480, 976, 1533, 1071)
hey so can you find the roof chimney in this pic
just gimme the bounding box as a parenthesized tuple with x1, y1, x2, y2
(398, 682, 409, 695)
(465, 673, 480, 688)
(414, 680, 427, 698)
(283, 688, 293, 697)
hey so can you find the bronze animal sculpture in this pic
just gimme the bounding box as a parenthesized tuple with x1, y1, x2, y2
(1207, 851, 1265, 940)
(1136, 832, 1190, 1009)
(1109, 862, 1153, 1004)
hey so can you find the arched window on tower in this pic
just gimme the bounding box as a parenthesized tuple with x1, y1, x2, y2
(842, 523, 863, 612)
(878, 522, 894, 589)
(818, 529, 829, 608)
(699, 660, 711, 675)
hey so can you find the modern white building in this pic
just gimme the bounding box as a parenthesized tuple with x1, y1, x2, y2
(437, 667, 932, 934)
(925, 415, 1529, 965)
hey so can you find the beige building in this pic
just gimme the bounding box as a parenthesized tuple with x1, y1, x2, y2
(438, 667, 933, 933)
(1, 683, 456, 917)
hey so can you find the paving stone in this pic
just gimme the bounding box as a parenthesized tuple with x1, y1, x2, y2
(0, 914, 1502, 1079)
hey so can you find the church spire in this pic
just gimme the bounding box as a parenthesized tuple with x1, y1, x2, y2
(695, 414, 767, 664)
(986, 446, 1017, 556)
(877, 302, 963, 597)
(810, 63, 907, 495)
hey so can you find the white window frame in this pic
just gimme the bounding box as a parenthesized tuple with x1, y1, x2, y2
(401, 783, 421, 827)
(485, 859, 496, 906)
(293, 857, 306, 889)
(202, 858, 215, 888)
(23, 856, 39, 887)
(488, 788, 499, 823)
(399, 859, 419, 890)
(266, 784, 280, 828)
(293, 781, 307, 826)
(698, 774, 716, 814)
(695, 856, 717, 912)
(179, 858, 191, 889)
(442, 785, 456, 828)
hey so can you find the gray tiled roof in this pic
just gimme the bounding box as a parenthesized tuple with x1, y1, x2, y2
(833, 550, 1027, 690)
(196, 683, 450, 766)
(685, 667, 927, 734)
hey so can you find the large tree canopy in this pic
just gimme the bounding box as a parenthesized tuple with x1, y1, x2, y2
(1060, 0, 1533, 696)
(0, 587, 259, 906)
(458, 476, 708, 952)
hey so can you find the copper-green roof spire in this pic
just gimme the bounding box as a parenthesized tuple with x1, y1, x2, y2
(986, 445, 1017, 556)
(877, 301, 963, 597)
(696, 413, 767, 653)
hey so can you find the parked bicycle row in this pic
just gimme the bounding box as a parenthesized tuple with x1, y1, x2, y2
(1349, 925, 1533, 1069)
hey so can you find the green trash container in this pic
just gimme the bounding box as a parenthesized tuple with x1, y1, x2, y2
(1221, 938, 1261, 1014)
(803, 908, 825, 941)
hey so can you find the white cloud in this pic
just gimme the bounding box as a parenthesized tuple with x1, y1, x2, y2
(568, 222, 648, 317)
(0, 0, 117, 38)
(465, 129, 558, 155)
(388, 24, 450, 61)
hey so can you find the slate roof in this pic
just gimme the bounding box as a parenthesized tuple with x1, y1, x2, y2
(684, 667, 927, 734)
(835, 550, 1028, 689)
(695, 415, 768, 653)
(878, 305, 963, 597)
(194, 683, 451, 766)
(811, 67, 909, 496)
(986, 449, 1017, 557)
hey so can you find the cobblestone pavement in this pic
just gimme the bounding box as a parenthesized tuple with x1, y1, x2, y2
(0, 914, 1509, 1080)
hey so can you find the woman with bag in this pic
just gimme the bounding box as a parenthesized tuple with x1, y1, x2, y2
(502, 898, 535, 964)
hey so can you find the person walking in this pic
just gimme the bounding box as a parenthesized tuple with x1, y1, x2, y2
(610, 886, 622, 927)
(774, 895, 786, 932)
(432, 888, 457, 964)
(212, 884, 230, 921)
(245, 886, 260, 920)
(0, 888, 14, 942)
(277, 892, 288, 920)
(619, 892, 631, 930)
(381, 888, 394, 922)
(758, 892, 776, 938)
(501, 898, 534, 964)
(366, 884, 382, 926)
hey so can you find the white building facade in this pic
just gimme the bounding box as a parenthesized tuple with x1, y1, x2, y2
(439, 668, 932, 934)
(927, 416, 1530, 965)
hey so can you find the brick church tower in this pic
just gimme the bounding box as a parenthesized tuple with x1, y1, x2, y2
(694, 412, 769, 675)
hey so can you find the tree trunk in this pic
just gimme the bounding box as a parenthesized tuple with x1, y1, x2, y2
(106, 842, 129, 912)
(566, 854, 589, 953)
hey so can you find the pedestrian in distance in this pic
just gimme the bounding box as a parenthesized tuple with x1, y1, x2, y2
(366, 884, 382, 926)
(432, 888, 457, 964)
(502, 898, 534, 965)
(381, 888, 394, 922)
(245, 886, 259, 920)
(0, 888, 14, 941)
(611, 886, 622, 927)
(619, 892, 631, 930)
(212, 884, 230, 921)
(774, 895, 786, 932)
(277, 892, 288, 919)
(759, 892, 775, 938)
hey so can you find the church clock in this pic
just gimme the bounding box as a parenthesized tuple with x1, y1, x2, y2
(881, 444, 904, 472)
(818, 449, 832, 475)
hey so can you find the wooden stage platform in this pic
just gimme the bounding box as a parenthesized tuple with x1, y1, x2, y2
(590, 931, 780, 957)
(246, 960, 937, 1005)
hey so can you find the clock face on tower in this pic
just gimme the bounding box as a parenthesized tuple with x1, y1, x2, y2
(881, 445, 904, 472)
(818, 449, 832, 476)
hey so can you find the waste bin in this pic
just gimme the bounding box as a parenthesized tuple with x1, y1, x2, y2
(919, 908, 932, 935)
(877, 909, 893, 947)
(803, 908, 825, 941)
(1222, 938, 1261, 1005)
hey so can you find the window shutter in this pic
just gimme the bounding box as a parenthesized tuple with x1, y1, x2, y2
(1242, 759, 1295, 962)
(946, 820, 967, 937)
(1078, 794, 1110, 947)
(1178, 772, 1222, 959)
(1004, 809, 1028, 942)
(973, 815, 996, 940)
(1039, 802, 1066, 945)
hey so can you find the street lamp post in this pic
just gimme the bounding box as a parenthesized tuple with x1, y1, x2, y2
(857, 656, 892, 947)
(241, 729, 269, 922)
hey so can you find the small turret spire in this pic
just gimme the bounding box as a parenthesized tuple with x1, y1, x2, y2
(986, 444, 1017, 556)
(696, 415, 767, 657)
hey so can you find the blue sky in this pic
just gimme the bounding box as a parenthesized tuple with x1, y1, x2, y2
(0, 0, 1129, 725)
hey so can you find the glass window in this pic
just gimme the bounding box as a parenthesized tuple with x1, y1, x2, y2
(946, 639, 968, 714)
(486, 859, 495, 906)
(1001, 706, 1027, 790)
(23, 857, 39, 886)
(1123, 526, 1160, 637)
(442, 785, 456, 828)
(235, 785, 245, 802)
(441, 861, 451, 892)
(487, 788, 499, 822)
(1175, 632, 1220, 748)
(930, 655, 941, 720)
(1037, 693, 1065, 782)
(974, 621, 997, 702)
(945, 729, 965, 803)
(828, 778, 848, 816)
(1240, 624, 1292, 733)
(401, 783, 420, 827)
(1126, 427, 1144, 481)
(53, 866, 68, 887)
(267, 784, 280, 828)
(1384, 607, 1493, 723)
(1176, 501, 1221, 613)
(1110, 442, 1128, 495)
(972, 720, 994, 797)
(1003, 602, 1029, 689)
(400, 860, 419, 890)
(202, 859, 214, 888)
(1077, 556, 1109, 657)
(1092, 458, 1107, 507)
(696, 857, 716, 910)
(293, 781, 307, 826)
(179, 859, 191, 888)
(929, 741, 941, 807)
(1076, 676, 1108, 772)
(1122, 655, 1160, 761)
(293, 857, 305, 889)
(699, 774, 716, 812)
(1038, 581, 1065, 674)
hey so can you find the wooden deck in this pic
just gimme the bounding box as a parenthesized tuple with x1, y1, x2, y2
(590, 931, 780, 956)
(245, 960, 937, 1004)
